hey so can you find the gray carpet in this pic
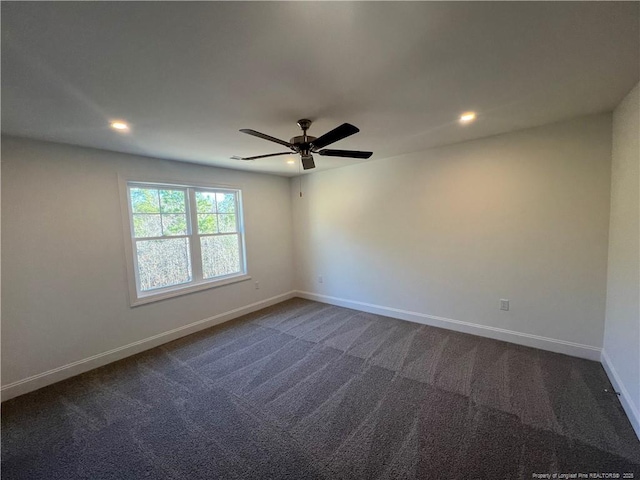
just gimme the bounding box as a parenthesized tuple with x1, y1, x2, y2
(2, 298, 639, 479)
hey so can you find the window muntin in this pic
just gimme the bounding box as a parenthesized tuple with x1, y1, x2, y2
(126, 182, 246, 300)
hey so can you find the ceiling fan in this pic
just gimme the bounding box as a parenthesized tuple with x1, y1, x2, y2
(232, 119, 372, 170)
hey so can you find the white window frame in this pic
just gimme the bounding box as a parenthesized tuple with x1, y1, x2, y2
(119, 177, 250, 306)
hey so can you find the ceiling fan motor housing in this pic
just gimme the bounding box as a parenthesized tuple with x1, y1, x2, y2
(289, 135, 317, 147)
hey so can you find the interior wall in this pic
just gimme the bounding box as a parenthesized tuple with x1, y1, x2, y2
(1, 136, 294, 394)
(291, 114, 612, 356)
(603, 82, 640, 435)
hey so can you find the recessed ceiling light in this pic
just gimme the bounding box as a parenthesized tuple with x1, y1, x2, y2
(286, 159, 295, 165)
(110, 121, 129, 131)
(459, 112, 476, 124)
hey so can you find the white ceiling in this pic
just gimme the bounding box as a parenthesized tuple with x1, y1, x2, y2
(2, 2, 638, 177)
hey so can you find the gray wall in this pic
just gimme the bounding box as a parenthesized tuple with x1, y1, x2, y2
(603, 82, 640, 435)
(291, 114, 612, 357)
(1, 137, 294, 397)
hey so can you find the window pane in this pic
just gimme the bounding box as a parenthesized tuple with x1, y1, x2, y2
(216, 192, 236, 214)
(162, 214, 187, 236)
(198, 214, 218, 234)
(201, 234, 240, 279)
(133, 214, 162, 238)
(159, 190, 186, 213)
(196, 191, 217, 214)
(218, 214, 237, 233)
(136, 238, 192, 291)
(130, 188, 160, 213)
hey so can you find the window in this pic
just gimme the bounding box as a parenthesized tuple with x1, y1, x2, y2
(123, 181, 248, 305)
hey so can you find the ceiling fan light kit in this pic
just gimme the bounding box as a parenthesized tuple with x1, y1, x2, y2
(233, 119, 372, 170)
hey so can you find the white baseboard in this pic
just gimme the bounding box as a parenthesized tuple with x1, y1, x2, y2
(295, 291, 602, 361)
(601, 349, 640, 441)
(1, 291, 296, 402)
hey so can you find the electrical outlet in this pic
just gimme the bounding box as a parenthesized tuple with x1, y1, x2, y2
(318, 275, 323, 284)
(255, 281, 260, 290)
(500, 299, 509, 311)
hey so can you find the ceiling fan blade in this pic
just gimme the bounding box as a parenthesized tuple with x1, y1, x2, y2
(231, 152, 291, 161)
(311, 123, 359, 150)
(318, 149, 373, 159)
(239, 129, 293, 149)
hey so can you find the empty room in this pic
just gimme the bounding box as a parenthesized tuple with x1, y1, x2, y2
(2, 2, 639, 478)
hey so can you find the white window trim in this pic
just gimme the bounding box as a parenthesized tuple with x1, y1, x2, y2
(118, 175, 251, 307)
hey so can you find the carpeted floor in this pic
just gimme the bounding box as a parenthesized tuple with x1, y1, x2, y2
(2, 298, 639, 479)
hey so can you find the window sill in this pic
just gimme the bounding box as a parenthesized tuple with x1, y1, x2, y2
(131, 273, 252, 307)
